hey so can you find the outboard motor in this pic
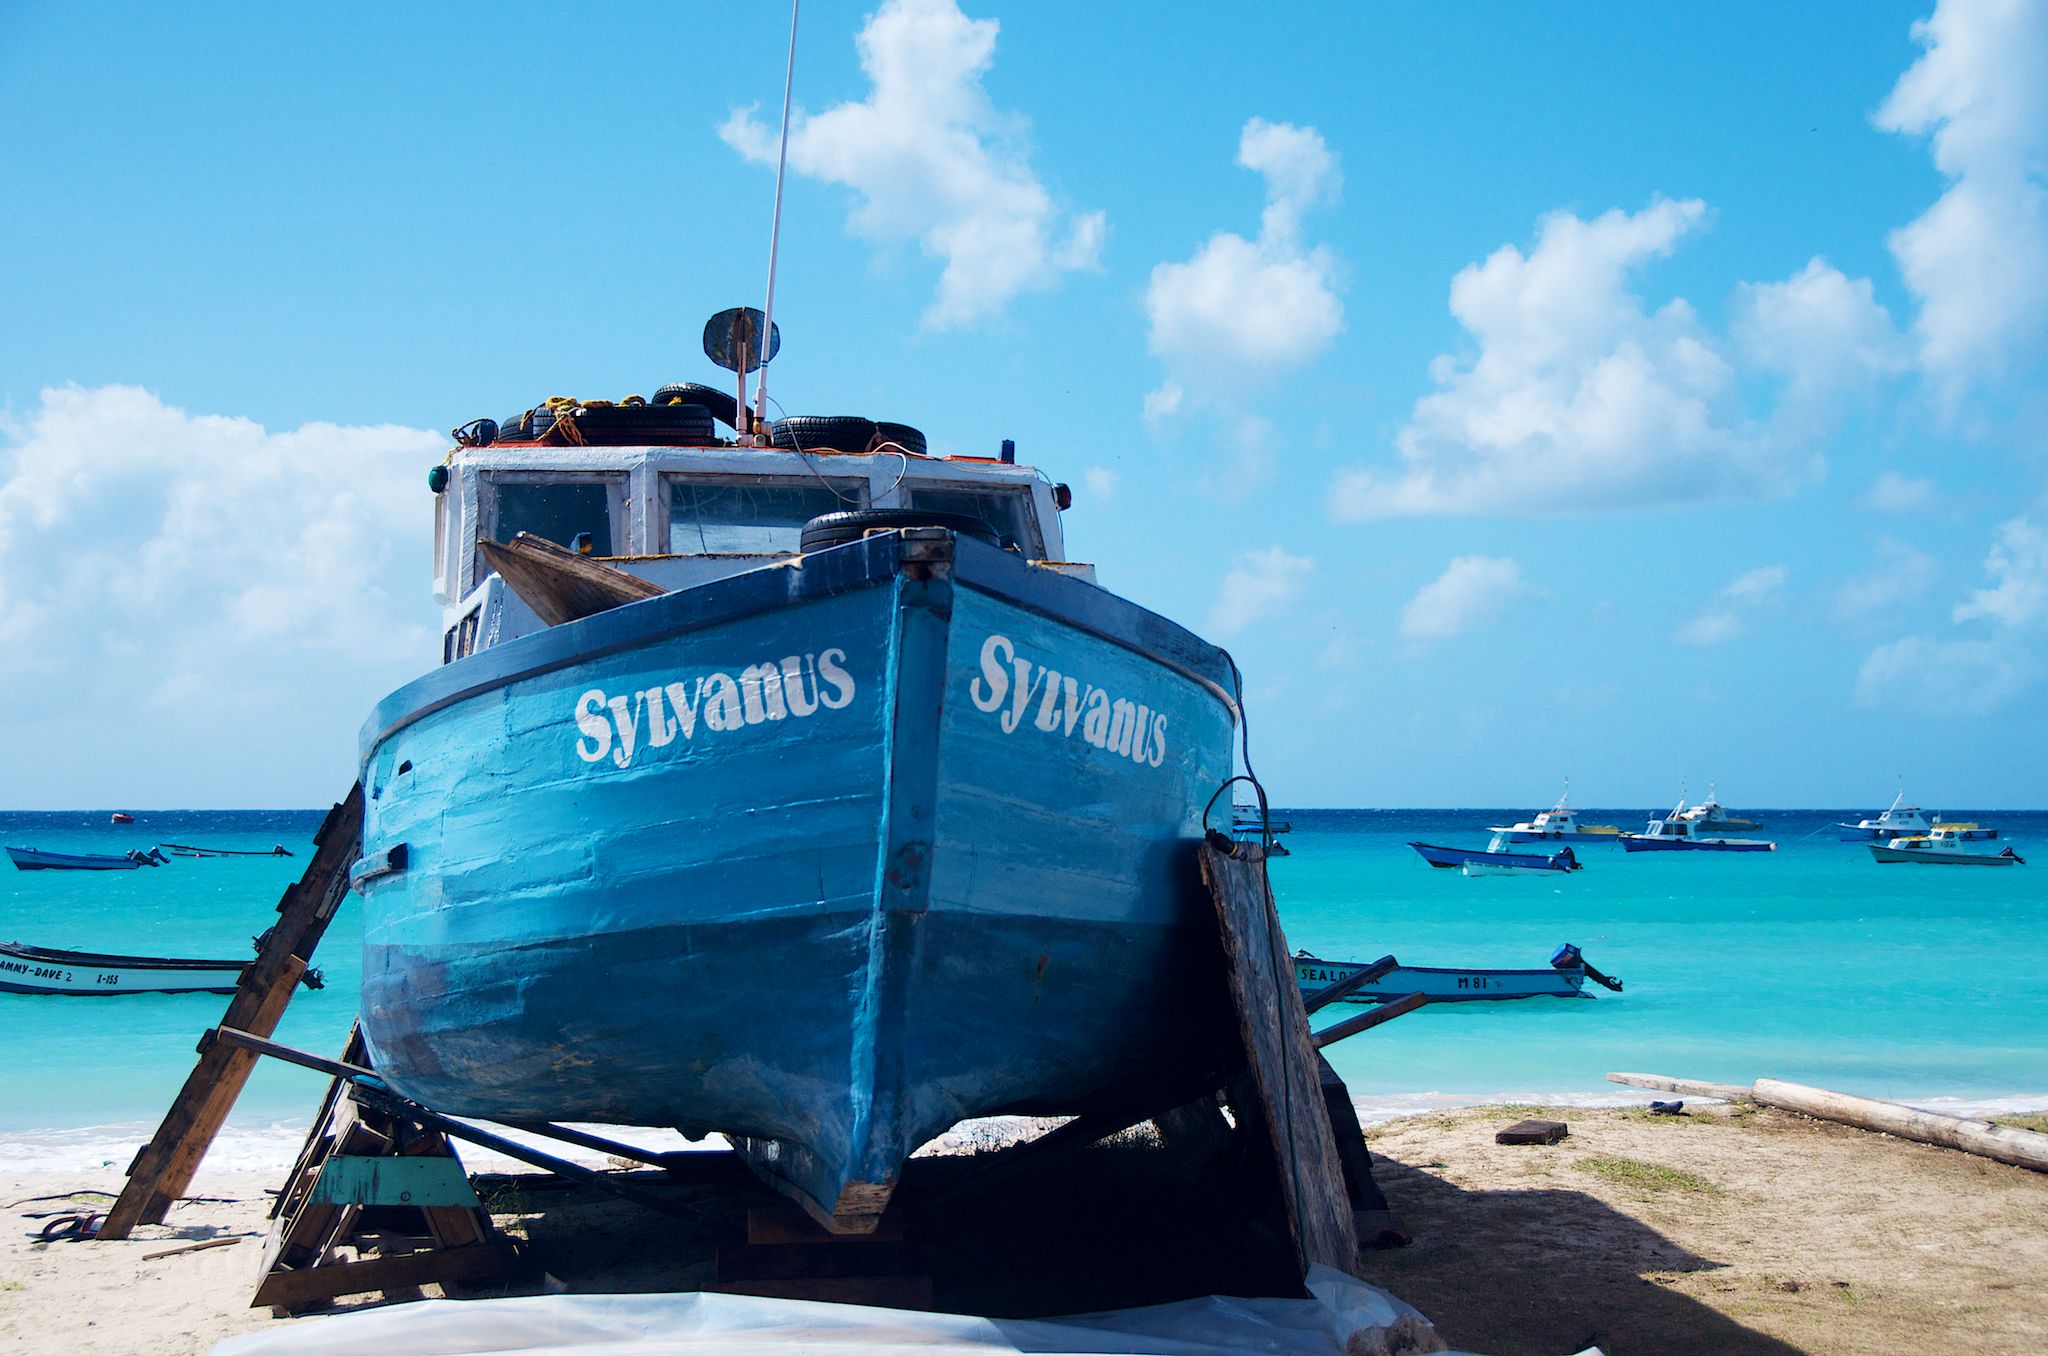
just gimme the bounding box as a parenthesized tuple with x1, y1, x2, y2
(1551, 942, 1623, 991)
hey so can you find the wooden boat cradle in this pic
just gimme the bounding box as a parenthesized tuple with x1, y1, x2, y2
(101, 817, 1424, 1308)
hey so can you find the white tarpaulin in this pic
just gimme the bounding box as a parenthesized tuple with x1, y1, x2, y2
(210, 1265, 1522, 1356)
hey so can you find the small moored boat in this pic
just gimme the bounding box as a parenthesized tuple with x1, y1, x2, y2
(0, 941, 324, 996)
(161, 843, 295, 859)
(5, 846, 168, 871)
(1870, 824, 2024, 866)
(1675, 789, 1762, 832)
(1836, 792, 1933, 842)
(110, 812, 135, 824)
(1621, 805, 1775, 853)
(1294, 943, 1622, 1003)
(1409, 840, 1581, 873)
(1488, 786, 1622, 843)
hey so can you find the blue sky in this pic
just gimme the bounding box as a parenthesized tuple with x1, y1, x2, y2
(2, 0, 2044, 808)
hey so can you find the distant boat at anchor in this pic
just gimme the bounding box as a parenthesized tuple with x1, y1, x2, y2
(5, 846, 168, 872)
(1293, 943, 1622, 1003)
(1409, 840, 1581, 874)
(109, 812, 135, 824)
(1489, 787, 1622, 843)
(1869, 824, 2025, 866)
(160, 843, 295, 859)
(1674, 789, 1762, 832)
(1835, 792, 1933, 842)
(1621, 804, 1775, 853)
(0, 940, 325, 996)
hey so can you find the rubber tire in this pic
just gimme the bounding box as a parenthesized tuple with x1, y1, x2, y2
(557, 403, 716, 445)
(500, 411, 531, 441)
(872, 421, 927, 457)
(771, 415, 878, 454)
(653, 382, 740, 428)
(800, 508, 1000, 553)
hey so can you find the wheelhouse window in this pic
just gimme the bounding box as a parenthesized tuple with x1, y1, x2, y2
(666, 476, 864, 554)
(903, 485, 1038, 553)
(487, 476, 619, 556)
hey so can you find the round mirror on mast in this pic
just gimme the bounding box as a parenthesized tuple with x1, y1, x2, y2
(703, 307, 782, 373)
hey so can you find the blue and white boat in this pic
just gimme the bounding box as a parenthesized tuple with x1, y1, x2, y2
(1408, 840, 1580, 873)
(5, 846, 167, 871)
(1870, 823, 2024, 866)
(1294, 943, 1621, 1003)
(1835, 792, 1933, 842)
(1620, 804, 1775, 854)
(353, 350, 1240, 1232)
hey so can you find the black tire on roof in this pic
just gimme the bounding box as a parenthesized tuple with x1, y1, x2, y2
(871, 421, 927, 457)
(653, 382, 740, 428)
(771, 415, 878, 454)
(799, 508, 1001, 554)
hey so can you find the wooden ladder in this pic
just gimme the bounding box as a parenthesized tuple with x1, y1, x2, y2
(99, 785, 364, 1240)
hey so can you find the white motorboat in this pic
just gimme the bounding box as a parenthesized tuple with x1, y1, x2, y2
(1622, 804, 1776, 853)
(1835, 792, 1933, 842)
(1870, 824, 2024, 866)
(1675, 787, 1761, 832)
(1488, 786, 1622, 843)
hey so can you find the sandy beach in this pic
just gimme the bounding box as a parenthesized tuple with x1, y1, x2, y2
(5, 1102, 2046, 1355)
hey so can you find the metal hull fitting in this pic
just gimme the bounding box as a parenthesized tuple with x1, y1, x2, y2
(356, 532, 1238, 1232)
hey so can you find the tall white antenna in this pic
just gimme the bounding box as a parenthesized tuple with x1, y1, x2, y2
(753, 0, 801, 438)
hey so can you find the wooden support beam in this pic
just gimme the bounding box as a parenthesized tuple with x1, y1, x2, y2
(1303, 954, 1398, 1015)
(1751, 1078, 2048, 1174)
(101, 787, 364, 1239)
(478, 532, 663, 626)
(1200, 840, 1359, 1276)
(1312, 991, 1427, 1049)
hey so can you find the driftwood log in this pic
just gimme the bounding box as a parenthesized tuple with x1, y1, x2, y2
(1607, 1072, 2048, 1174)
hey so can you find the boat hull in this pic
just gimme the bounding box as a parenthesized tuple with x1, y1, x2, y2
(4, 847, 155, 871)
(356, 532, 1238, 1229)
(1869, 846, 2022, 866)
(1294, 953, 1589, 1003)
(1620, 836, 1774, 853)
(0, 944, 246, 995)
(1409, 841, 1577, 872)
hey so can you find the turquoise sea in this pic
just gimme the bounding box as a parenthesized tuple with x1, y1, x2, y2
(3, 807, 2044, 1154)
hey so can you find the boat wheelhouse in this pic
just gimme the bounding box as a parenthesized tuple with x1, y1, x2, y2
(357, 370, 1239, 1232)
(1674, 790, 1761, 832)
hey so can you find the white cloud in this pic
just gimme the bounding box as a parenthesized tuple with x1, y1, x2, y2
(1954, 515, 2048, 625)
(1331, 201, 1897, 519)
(1862, 470, 1938, 512)
(1876, 0, 2048, 396)
(1208, 545, 1312, 637)
(1855, 634, 2031, 712)
(1674, 565, 1787, 646)
(1080, 467, 1119, 503)
(1854, 514, 2046, 712)
(1835, 538, 1938, 620)
(0, 385, 440, 803)
(719, 0, 1102, 328)
(1398, 556, 1532, 641)
(1144, 118, 1343, 409)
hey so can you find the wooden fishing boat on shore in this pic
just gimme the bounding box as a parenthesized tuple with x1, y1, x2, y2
(5, 846, 167, 871)
(353, 312, 1240, 1233)
(1294, 943, 1622, 1003)
(161, 843, 295, 858)
(0, 941, 324, 996)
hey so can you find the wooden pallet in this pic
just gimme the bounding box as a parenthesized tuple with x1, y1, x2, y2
(100, 787, 364, 1240)
(252, 1030, 513, 1313)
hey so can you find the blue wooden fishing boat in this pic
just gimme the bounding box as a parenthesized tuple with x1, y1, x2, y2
(1294, 943, 1622, 1003)
(1407, 840, 1580, 873)
(5, 846, 167, 871)
(354, 327, 1240, 1232)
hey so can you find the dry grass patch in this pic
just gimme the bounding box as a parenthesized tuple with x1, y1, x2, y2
(1574, 1153, 1722, 1195)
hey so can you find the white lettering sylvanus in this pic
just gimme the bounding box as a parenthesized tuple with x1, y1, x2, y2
(969, 634, 1167, 767)
(575, 647, 855, 768)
